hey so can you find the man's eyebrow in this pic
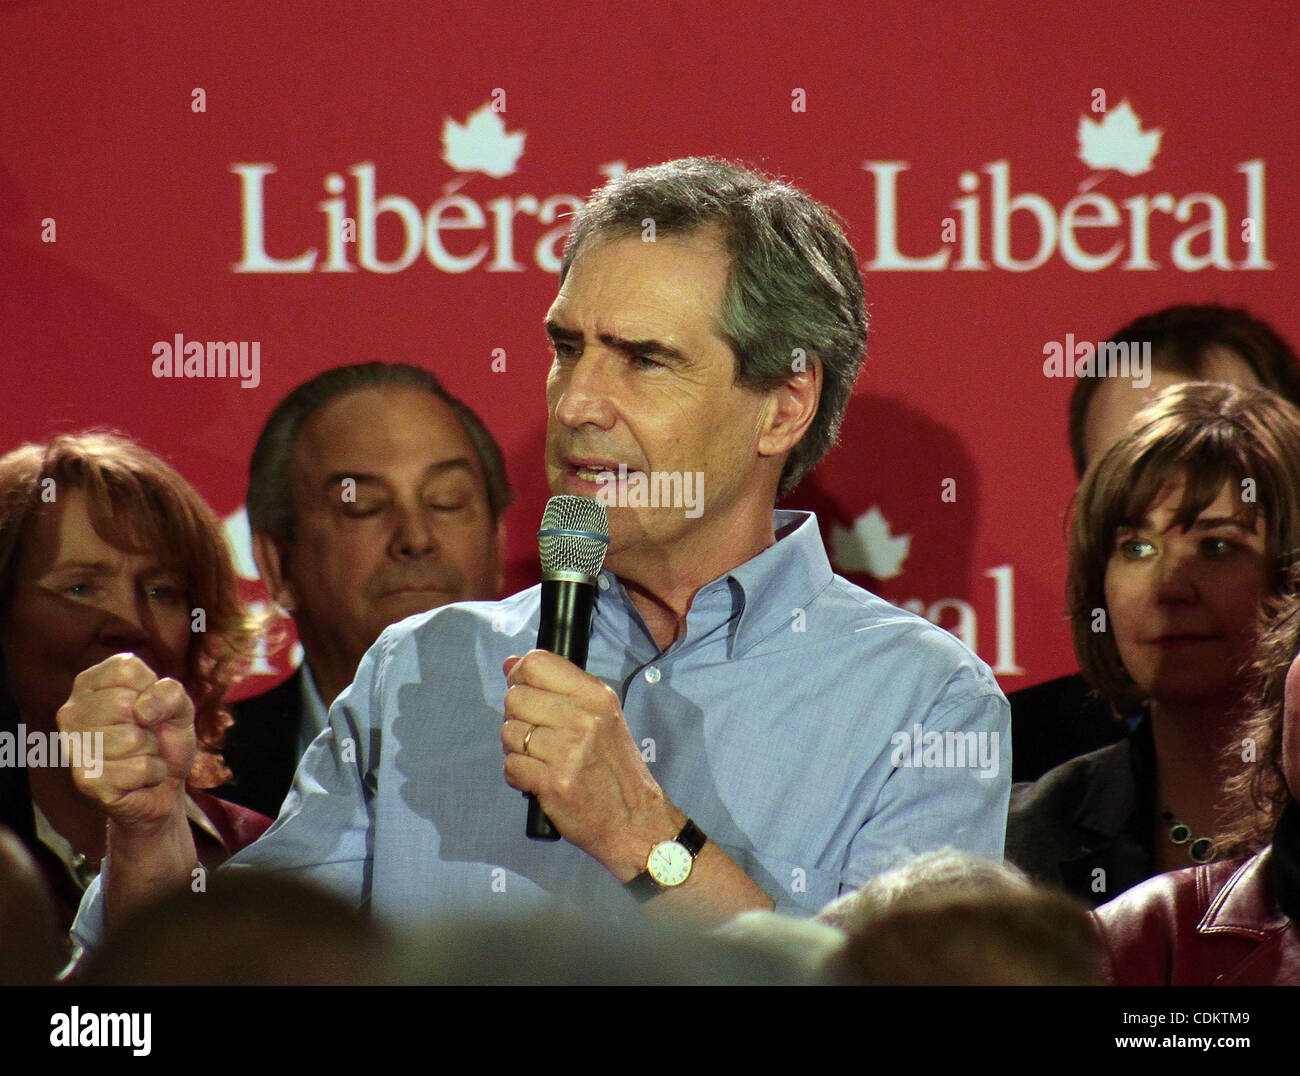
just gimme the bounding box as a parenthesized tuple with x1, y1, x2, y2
(601, 334, 687, 364)
(545, 319, 581, 343)
(321, 459, 476, 490)
(322, 472, 383, 491)
(545, 319, 687, 365)
(423, 459, 475, 480)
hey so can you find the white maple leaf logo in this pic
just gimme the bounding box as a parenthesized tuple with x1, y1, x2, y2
(442, 104, 525, 178)
(830, 506, 911, 580)
(1077, 100, 1162, 176)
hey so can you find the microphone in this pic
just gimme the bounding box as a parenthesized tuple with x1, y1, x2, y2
(526, 495, 610, 840)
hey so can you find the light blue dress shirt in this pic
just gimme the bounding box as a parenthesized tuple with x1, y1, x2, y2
(294, 660, 329, 764)
(75, 511, 1008, 948)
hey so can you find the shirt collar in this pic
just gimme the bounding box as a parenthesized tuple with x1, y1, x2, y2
(725, 510, 833, 655)
(298, 661, 330, 740)
(596, 510, 833, 659)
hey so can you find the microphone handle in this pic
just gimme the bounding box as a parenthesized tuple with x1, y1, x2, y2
(526, 578, 597, 840)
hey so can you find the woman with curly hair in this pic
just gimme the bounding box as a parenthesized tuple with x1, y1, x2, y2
(0, 432, 271, 934)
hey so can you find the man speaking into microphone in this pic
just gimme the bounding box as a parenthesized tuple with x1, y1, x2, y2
(68, 158, 1008, 943)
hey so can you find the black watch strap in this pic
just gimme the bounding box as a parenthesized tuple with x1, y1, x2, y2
(625, 819, 708, 903)
(675, 818, 707, 857)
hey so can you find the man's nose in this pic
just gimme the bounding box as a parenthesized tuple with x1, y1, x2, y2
(552, 353, 617, 430)
(390, 503, 441, 559)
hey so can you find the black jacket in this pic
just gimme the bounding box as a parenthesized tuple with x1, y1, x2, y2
(1005, 714, 1156, 908)
(1006, 671, 1126, 782)
(211, 668, 307, 820)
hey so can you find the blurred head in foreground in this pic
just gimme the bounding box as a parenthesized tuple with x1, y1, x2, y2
(81, 873, 799, 985)
(0, 825, 62, 984)
(816, 849, 1103, 986)
(81, 872, 391, 985)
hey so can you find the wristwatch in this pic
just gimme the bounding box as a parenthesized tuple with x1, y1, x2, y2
(625, 819, 707, 902)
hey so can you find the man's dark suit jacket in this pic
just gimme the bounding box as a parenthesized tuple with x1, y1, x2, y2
(1006, 671, 1126, 781)
(213, 668, 307, 820)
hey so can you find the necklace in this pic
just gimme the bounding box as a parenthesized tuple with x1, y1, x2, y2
(1161, 811, 1216, 863)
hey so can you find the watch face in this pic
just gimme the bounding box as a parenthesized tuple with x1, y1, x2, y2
(647, 840, 692, 887)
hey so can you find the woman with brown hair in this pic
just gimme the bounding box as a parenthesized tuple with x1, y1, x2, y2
(1006, 382, 1300, 907)
(0, 431, 271, 934)
(1092, 569, 1300, 984)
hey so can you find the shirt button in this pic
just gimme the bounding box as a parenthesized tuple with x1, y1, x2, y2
(644, 666, 661, 684)
(597, 575, 610, 591)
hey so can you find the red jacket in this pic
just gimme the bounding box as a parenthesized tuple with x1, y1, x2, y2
(26, 790, 271, 936)
(188, 788, 275, 860)
(1091, 847, 1300, 985)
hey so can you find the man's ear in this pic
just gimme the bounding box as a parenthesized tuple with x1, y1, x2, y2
(758, 355, 822, 459)
(252, 529, 297, 613)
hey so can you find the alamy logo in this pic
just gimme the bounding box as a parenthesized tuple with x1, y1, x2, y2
(890, 724, 1000, 780)
(1042, 336, 1151, 386)
(865, 100, 1271, 273)
(151, 334, 260, 388)
(49, 1008, 151, 1056)
(592, 466, 704, 518)
(0, 725, 102, 778)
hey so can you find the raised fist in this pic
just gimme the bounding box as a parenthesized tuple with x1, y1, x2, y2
(56, 652, 196, 833)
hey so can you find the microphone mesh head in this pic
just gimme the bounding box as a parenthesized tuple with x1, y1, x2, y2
(538, 496, 610, 582)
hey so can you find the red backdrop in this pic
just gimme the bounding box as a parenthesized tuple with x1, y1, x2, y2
(3, 1, 1298, 697)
